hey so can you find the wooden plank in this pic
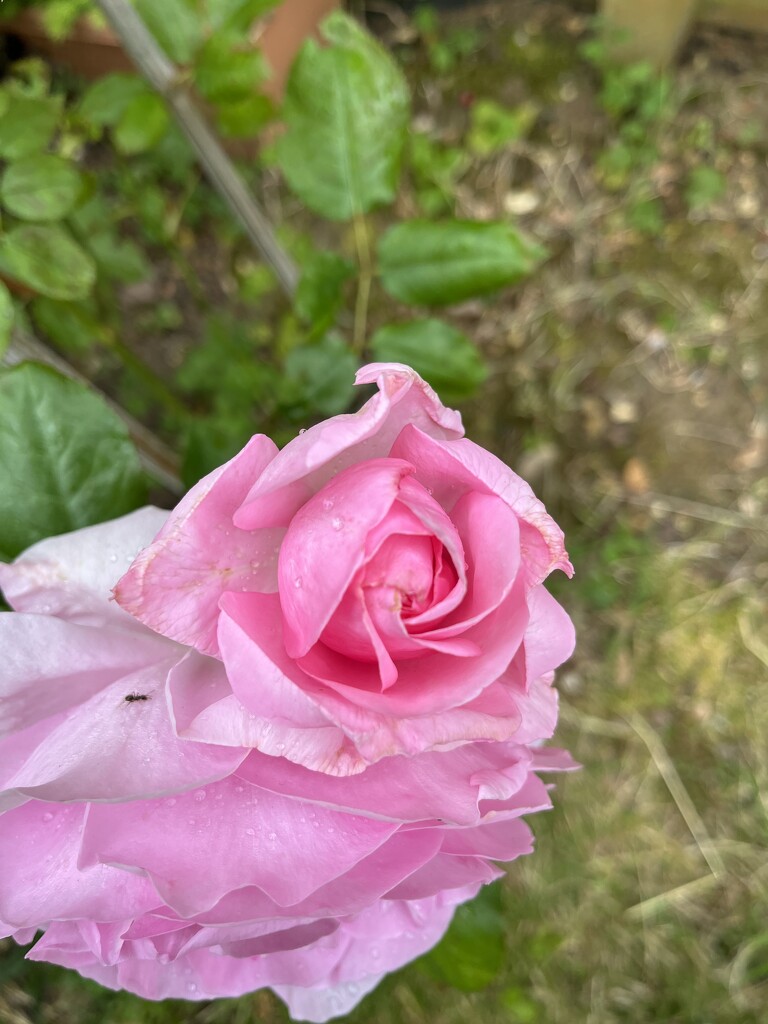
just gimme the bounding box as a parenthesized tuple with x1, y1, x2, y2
(700, 0, 768, 32)
(600, 0, 699, 66)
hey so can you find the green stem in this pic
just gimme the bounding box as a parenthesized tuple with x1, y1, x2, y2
(352, 212, 373, 356)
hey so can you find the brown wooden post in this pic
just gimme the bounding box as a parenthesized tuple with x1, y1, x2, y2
(600, 0, 699, 67)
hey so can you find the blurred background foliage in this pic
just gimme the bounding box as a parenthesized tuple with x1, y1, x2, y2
(1, 0, 768, 1021)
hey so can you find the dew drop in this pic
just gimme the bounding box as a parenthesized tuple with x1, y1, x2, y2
(276, 742, 285, 752)
(234, 784, 245, 793)
(193, 789, 206, 802)
(371, 947, 380, 959)
(268, 832, 277, 841)
(245, 827, 255, 836)
(186, 982, 197, 993)
(158, 953, 170, 965)
(322, 498, 334, 510)
(41, 811, 54, 823)
(109, 553, 118, 563)
(165, 798, 177, 807)
(294, 576, 303, 589)
(326, 827, 336, 834)
(331, 517, 343, 531)
(299, 427, 306, 434)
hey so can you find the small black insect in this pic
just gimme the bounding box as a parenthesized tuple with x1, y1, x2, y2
(124, 692, 150, 703)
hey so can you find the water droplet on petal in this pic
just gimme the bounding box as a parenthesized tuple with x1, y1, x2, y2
(41, 812, 54, 822)
(109, 553, 118, 563)
(193, 789, 206, 802)
(322, 498, 334, 511)
(332, 517, 343, 531)
(165, 798, 177, 807)
(294, 576, 303, 589)
(245, 827, 255, 836)
(186, 982, 197, 993)
(268, 832, 277, 841)
(158, 953, 170, 964)
(299, 428, 306, 435)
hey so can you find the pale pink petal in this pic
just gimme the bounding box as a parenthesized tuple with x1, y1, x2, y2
(167, 650, 347, 769)
(192, 829, 443, 925)
(384, 856, 502, 900)
(236, 741, 536, 826)
(115, 435, 281, 656)
(521, 586, 575, 687)
(0, 507, 168, 625)
(6, 660, 246, 802)
(391, 425, 573, 582)
(80, 776, 398, 916)
(234, 363, 464, 531)
(0, 803, 160, 928)
(0, 615, 172, 737)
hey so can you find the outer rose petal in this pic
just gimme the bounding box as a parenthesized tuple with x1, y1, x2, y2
(234, 363, 464, 531)
(79, 776, 399, 917)
(235, 741, 536, 826)
(390, 424, 573, 582)
(115, 435, 282, 656)
(0, 615, 173, 737)
(5, 660, 246, 802)
(0, 507, 168, 626)
(0, 803, 160, 928)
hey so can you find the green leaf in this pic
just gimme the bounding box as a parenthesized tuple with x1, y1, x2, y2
(468, 99, 539, 156)
(31, 296, 107, 352)
(0, 362, 147, 560)
(282, 334, 357, 416)
(114, 92, 170, 155)
(0, 225, 96, 300)
(295, 251, 354, 336)
(132, 0, 201, 64)
(195, 31, 267, 103)
(371, 318, 487, 405)
(215, 94, 275, 139)
(378, 219, 546, 306)
(275, 11, 410, 220)
(206, 0, 282, 30)
(420, 882, 506, 992)
(86, 233, 150, 284)
(0, 95, 60, 159)
(40, 0, 91, 40)
(0, 282, 13, 358)
(0, 155, 83, 222)
(77, 73, 147, 128)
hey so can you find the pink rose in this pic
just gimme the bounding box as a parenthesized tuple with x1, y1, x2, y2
(117, 363, 574, 775)
(0, 508, 574, 1021)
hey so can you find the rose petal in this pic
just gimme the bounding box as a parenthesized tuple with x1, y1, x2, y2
(115, 435, 281, 656)
(168, 650, 347, 770)
(6, 660, 246, 802)
(0, 615, 172, 737)
(80, 776, 398, 916)
(0, 507, 168, 626)
(0, 802, 160, 928)
(234, 363, 464, 531)
(236, 741, 535, 826)
(278, 459, 413, 659)
(391, 425, 573, 582)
